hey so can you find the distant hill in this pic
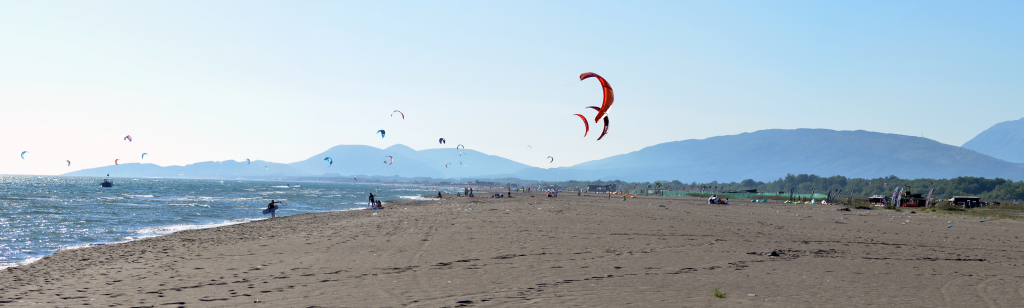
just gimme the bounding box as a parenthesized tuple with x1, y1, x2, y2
(288, 144, 530, 178)
(65, 129, 1024, 182)
(63, 160, 306, 178)
(506, 129, 1024, 182)
(962, 117, 1024, 164)
(66, 144, 533, 180)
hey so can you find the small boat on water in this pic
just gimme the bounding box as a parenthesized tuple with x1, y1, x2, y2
(101, 174, 113, 188)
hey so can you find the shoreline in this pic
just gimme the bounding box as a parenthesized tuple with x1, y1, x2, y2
(0, 205, 379, 271)
(3, 194, 1023, 306)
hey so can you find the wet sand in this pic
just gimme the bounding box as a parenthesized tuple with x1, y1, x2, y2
(3, 193, 1024, 307)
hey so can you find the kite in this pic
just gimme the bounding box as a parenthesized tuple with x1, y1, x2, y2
(526, 145, 532, 149)
(573, 114, 590, 137)
(354, 176, 358, 181)
(246, 159, 251, 165)
(20, 151, 27, 159)
(439, 138, 446, 144)
(458, 161, 462, 165)
(597, 116, 610, 140)
(324, 157, 333, 167)
(585, 106, 610, 140)
(124, 135, 132, 142)
(391, 110, 404, 119)
(456, 144, 464, 149)
(264, 166, 268, 172)
(377, 130, 386, 138)
(580, 72, 614, 123)
(141, 153, 148, 159)
(547, 156, 554, 163)
(445, 163, 451, 168)
(384, 156, 393, 165)
(459, 152, 466, 156)
(67, 160, 71, 166)
(115, 159, 120, 165)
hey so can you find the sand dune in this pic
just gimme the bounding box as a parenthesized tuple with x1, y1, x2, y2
(3, 193, 1023, 307)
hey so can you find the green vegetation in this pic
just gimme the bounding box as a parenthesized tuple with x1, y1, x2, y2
(713, 288, 726, 298)
(590, 174, 1024, 202)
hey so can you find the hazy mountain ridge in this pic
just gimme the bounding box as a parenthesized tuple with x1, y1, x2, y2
(65, 144, 533, 179)
(64, 129, 1024, 182)
(962, 117, 1024, 164)
(507, 129, 1024, 182)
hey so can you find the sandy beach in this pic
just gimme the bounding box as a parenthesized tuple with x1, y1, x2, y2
(3, 193, 1023, 307)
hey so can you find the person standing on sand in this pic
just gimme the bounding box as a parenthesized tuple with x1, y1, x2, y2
(437, 191, 443, 199)
(469, 188, 474, 197)
(266, 200, 282, 218)
(369, 193, 375, 207)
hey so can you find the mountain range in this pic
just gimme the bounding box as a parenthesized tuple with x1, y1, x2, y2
(66, 128, 1024, 182)
(962, 117, 1024, 164)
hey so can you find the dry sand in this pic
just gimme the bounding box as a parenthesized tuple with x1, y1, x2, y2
(3, 193, 1024, 307)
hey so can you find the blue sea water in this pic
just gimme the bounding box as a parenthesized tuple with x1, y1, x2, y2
(0, 175, 455, 269)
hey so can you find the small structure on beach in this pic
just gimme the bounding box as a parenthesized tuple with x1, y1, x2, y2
(948, 196, 982, 208)
(587, 184, 617, 193)
(868, 195, 888, 206)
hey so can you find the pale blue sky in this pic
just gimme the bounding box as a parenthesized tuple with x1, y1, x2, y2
(2, 1, 1023, 175)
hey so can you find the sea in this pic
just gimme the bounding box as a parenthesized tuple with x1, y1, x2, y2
(0, 175, 457, 269)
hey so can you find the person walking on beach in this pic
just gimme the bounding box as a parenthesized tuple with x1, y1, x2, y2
(437, 191, 443, 199)
(266, 200, 282, 218)
(469, 188, 474, 197)
(368, 193, 375, 208)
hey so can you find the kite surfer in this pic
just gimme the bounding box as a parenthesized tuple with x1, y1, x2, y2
(265, 200, 282, 218)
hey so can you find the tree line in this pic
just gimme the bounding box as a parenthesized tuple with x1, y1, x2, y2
(536, 174, 1024, 201)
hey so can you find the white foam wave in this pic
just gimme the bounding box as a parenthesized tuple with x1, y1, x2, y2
(134, 218, 262, 237)
(399, 195, 438, 201)
(0, 256, 43, 270)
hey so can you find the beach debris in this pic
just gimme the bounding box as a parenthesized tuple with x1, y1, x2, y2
(947, 225, 953, 228)
(713, 288, 726, 298)
(748, 294, 756, 297)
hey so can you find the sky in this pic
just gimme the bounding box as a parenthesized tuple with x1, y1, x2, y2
(2, 1, 1023, 176)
